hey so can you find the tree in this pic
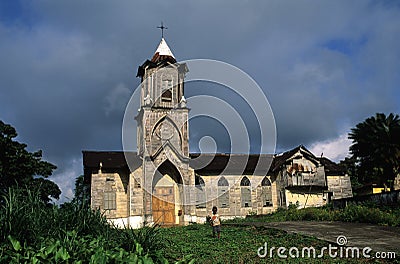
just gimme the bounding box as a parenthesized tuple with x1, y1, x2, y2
(338, 156, 362, 191)
(349, 113, 400, 187)
(72, 175, 90, 205)
(0, 120, 60, 202)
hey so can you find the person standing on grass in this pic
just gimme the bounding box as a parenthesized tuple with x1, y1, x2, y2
(209, 206, 221, 239)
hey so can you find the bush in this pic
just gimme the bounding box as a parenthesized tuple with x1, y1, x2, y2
(236, 202, 400, 227)
(336, 204, 399, 226)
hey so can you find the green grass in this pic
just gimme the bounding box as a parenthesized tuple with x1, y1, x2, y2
(160, 224, 382, 263)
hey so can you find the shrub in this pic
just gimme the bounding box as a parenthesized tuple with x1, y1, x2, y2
(0, 187, 50, 244)
(235, 202, 399, 227)
(337, 204, 399, 226)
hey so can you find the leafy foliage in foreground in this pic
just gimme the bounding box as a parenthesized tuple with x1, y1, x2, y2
(227, 203, 400, 227)
(1, 233, 156, 264)
(0, 187, 194, 263)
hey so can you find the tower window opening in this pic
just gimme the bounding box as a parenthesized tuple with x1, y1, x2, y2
(161, 88, 172, 102)
(161, 78, 173, 102)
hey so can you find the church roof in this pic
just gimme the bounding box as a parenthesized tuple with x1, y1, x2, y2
(82, 146, 345, 182)
(151, 38, 176, 63)
(190, 153, 273, 175)
(155, 38, 174, 57)
(82, 151, 274, 182)
(137, 38, 179, 77)
(82, 151, 141, 183)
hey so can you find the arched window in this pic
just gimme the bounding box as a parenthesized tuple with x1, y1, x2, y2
(195, 175, 205, 187)
(195, 176, 206, 208)
(240, 176, 251, 186)
(240, 176, 251, 207)
(218, 176, 229, 208)
(261, 177, 271, 186)
(261, 176, 273, 207)
(218, 177, 229, 186)
(161, 75, 173, 103)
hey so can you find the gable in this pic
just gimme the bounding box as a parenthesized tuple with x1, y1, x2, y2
(271, 145, 320, 173)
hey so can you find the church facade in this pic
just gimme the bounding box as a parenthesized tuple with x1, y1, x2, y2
(83, 38, 352, 228)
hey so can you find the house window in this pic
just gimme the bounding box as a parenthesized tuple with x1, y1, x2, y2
(218, 176, 229, 208)
(261, 177, 273, 207)
(104, 192, 116, 210)
(292, 172, 304, 186)
(240, 176, 251, 207)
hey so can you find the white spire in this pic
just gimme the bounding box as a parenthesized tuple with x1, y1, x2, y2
(155, 38, 175, 58)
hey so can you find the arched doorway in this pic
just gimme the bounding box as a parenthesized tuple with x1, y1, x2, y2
(152, 160, 183, 225)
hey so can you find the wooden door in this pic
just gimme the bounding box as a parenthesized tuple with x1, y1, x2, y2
(152, 187, 175, 225)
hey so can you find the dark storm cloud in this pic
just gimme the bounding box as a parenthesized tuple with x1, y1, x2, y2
(0, 1, 399, 201)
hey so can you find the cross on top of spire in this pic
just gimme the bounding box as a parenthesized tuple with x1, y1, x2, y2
(157, 22, 168, 38)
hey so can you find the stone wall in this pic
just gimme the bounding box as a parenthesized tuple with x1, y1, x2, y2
(90, 170, 129, 219)
(285, 190, 327, 208)
(194, 175, 276, 221)
(130, 168, 144, 216)
(332, 190, 400, 209)
(326, 175, 353, 200)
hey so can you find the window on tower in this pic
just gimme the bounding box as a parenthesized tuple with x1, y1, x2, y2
(161, 79, 172, 102)
(161, 89, 172, 102)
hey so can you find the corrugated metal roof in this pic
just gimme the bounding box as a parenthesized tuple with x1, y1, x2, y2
(190, 153, 273, 175)
(82, 151, 274, 177)
(82, 146, 345, 180)
(82, 151, 141, 183)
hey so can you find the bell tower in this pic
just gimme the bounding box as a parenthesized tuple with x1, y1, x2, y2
(136, 38, 189, 158)
(135, 37, 195, 224)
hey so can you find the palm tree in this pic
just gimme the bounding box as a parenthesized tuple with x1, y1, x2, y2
(349, 113, 400, 187)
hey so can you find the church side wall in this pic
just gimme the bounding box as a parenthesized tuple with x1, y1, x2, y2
(194, 175, 276, 222)
(130, 168, 145, 216)
(90, 171, 129, 220)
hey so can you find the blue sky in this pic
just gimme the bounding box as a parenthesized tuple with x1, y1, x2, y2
(0, 1, 399, 202)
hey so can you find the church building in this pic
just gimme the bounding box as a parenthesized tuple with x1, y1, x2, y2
(83, 37, 352, 228)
